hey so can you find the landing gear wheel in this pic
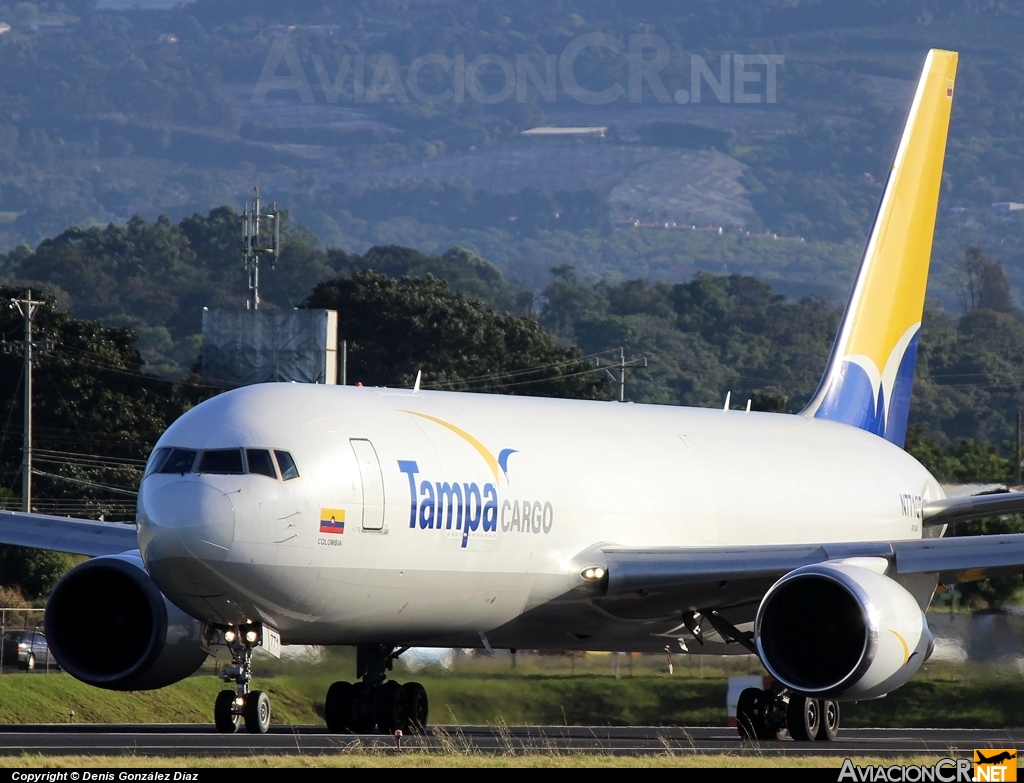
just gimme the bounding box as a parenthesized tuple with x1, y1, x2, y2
(787, 695, 820, 742)
(350, 684, 377, 734)
(375, 680, 408, 735)
(22, 654, 35, 672)
(403, 681, 428, 733)
(325, 681, 355, 733)
(736, 687, 766, 741)
(243, 690, 271, 734)
(815, 700, 840, 741)
(214, 689, 240, 733)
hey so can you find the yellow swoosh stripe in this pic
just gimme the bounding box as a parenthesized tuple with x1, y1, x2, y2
(890, 629, 910, 664)
(402, 411, 499, 481)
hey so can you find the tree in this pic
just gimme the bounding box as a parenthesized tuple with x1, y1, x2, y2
(303, 271, 610, 400)
(0, 289, 204, 505)
(953, 246, 1016, 316)
(0, 286, 220, 595)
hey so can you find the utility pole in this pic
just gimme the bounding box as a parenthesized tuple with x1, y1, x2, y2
(1016, 411, 1021, 486)
(595, 347, 647, 402)
(241, 187, 281, 311)
(5, 291, 50, 513)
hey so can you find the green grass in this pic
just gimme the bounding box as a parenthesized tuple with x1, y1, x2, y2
(0, 674, 320, 725)
(3, 654, 1024, 729)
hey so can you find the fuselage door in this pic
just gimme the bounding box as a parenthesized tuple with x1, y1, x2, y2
(350, 438, 385, 531)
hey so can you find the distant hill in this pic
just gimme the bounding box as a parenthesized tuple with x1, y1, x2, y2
(0, 1, 1023, 307)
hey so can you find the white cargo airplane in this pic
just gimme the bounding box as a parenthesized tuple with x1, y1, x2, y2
(2, 49, 1023, 741)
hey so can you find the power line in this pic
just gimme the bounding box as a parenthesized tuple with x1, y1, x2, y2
(33, 448, 146, 468)
(29, 468, 138, 497)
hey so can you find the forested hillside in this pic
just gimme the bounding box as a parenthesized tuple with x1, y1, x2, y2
(1, 1, 1023, 303)
(5, 206, 1024, 449)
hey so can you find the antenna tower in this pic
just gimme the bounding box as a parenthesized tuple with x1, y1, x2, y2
(241, 187, 281, 310)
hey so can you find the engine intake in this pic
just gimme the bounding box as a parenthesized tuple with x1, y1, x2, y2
(45, 553, 208, 690)
(755, 561, 932, 700)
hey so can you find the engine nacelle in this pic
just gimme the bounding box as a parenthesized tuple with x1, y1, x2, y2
(45, 553, 208, 690)
(755, 561, 933, 700)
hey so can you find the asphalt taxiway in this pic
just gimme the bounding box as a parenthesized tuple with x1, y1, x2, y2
(0, 725, 1019, 757)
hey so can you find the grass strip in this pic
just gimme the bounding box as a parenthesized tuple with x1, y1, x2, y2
(1, 754, 954, 769)
(0, 665, 1022, 728)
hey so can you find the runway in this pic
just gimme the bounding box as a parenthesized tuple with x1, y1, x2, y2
(0, 724, 1020, 758)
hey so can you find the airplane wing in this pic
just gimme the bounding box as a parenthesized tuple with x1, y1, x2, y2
(922, 490, 1024, 526)
(594, 532, 1024, 597)
(0, 510, 138, 557)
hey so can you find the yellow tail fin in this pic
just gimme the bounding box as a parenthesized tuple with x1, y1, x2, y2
(802, 49, 958, 447)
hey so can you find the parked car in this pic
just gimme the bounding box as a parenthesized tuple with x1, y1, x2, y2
(1, 629, 55, 670)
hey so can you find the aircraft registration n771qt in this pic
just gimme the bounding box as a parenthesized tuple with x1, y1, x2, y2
(3, 48, 1024, 742)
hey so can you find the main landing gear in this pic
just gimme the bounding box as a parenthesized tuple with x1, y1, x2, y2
(324, 645, 429, 734)
(212, 624, 271, 734)
(736, 685, 840, 742)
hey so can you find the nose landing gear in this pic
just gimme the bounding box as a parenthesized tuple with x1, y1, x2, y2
(211, 624, 272, 734)
(324, 644, 429, 735)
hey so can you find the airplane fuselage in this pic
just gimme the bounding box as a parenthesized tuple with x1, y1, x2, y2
(137, 382, 941, 651)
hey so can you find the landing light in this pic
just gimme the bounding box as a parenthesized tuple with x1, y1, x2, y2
(581, 566, 606, 582)
(223, 630, 236, 644)
(234, 697, 244, 707)
(245, 630, 258, 644)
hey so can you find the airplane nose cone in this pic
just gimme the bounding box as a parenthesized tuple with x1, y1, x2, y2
(139, 481, 236, 565)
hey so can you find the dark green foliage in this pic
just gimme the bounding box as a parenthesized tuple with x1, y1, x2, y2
(905, 426, 1012, 485)
(0, 285, 216, 594)
(0, 285, 214, 521)
(304, 271, 610, 399)
(331, 245, 534, 313)
(953, 246, 1017, 316)
(749, 390, 788, 413)
(912, 306, 1024, 446)
(0, 546, 72, 600)
(541, 266, 839, 408)
(3, 211, 533, 376)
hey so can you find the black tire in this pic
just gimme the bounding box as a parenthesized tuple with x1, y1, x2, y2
(23, 654, 34, 672)
(374, 680, 408, 735)
(243, 690, 271, 734)
(787, 695, 820, 742)
(736, 687, 764, 741)
(324, 681, 355, 733)
(350, 683, 377, 734)
(214, 690, 240, 734)
(815, 700, 840, 741)
(403, 681, 428, 733)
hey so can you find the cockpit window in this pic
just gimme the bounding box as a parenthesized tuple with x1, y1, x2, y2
(150, 447, 293, 480)
(199, 449, 244, 475)
(246, 449, 277, 479)
(145, 447, 171, 477)
(274, 450, 300, 481)
(158, 448, 198, 474)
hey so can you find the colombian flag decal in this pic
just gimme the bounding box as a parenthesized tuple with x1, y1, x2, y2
(320, 508, 346, 534)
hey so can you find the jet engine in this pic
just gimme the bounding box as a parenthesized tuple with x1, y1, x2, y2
(45, 553, 208, 690)
(754, 561, 933, 700)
